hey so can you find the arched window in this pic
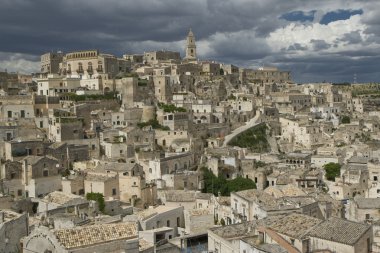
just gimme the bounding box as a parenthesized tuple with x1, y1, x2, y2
(88, 62, 92, 70)
(97, 61, 103, 72)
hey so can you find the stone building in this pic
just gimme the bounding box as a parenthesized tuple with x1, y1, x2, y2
(347, 197, 380, 223)
(143, 50, 181, 64)
(4, 139, 45, 161)
(60, 49, 129, 80)
(307, 217, 372, 253)
(37, 75, 81, 96)
(130, 205, 184, 236)
(145, 152, 194, 184)
(45, 142, 89, 169)
(84, 169, 119, 200)
(48, 116, 84, 142)
(0, 94, 35, 120)
(2, 156, 62, 198)
(40, 51, 64, 74)
(244, 67, 291, 84)
(184, 208, 214, 234)
(0, 210, 28, 253)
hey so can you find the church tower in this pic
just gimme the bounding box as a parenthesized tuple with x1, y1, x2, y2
(185, 28, 197, 60)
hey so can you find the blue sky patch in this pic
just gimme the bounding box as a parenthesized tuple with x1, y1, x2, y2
(320, 9, 363, 25)
(281, 10, 316, 22)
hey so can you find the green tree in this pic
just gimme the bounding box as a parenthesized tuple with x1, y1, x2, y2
(220, 218, 226, 226)
(341, 115, 351, 124)
(324, 163, 341, 181)
(219, 68, 224, 75)
(86, 192, 105, 213)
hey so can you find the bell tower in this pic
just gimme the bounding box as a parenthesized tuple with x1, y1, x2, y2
(185, 28, 197, 60)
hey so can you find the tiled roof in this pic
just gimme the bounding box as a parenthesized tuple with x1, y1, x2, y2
(139, 239, 154, 251)
(164, 190, 196, 202)
(136, 206, 180, 221)
(187, 208, 211, 216)
(307, 217, 371, 245)
(355, 197, 380, 209)
(234, 189, 298, 211)
(43, 191, 86, 205)
(269, 213, 321, 239)
(54, 223, 137, 249)
(209, 221, 257, 239)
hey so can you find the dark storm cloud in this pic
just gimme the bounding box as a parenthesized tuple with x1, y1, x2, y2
(339, 31, 363, 44)
(310, 40, 331, 51)
(0, 0, 380, 82)
(287, 43, 308, 51)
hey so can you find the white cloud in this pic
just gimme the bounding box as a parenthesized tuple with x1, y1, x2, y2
(267, 15, 370, 55)
(0, 52, 39, 74)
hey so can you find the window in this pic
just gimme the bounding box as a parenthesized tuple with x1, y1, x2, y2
(18, 189, 22, 196)
(177, 217, 180, 227)
(43, 169, 49, 177)
(7, 111, 12, 118)
(20, 110, 25, 118)
(112, 188, 117, 195)
(167, 220, 170, 227)
(374, 176, 378, 181)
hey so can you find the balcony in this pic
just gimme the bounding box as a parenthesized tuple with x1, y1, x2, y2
(87, 68, 93, 74)
(96, 67, 103, 73)
(76, 69, 84, 74)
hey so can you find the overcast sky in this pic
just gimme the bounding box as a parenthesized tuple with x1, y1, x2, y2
(1, 0, 380, 83)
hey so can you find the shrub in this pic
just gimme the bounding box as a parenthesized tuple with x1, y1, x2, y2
(201, 167, 256, 196)
(137, 119, 170, 130)
(86, 192, 105, 213)
(158, 103, 186, 113)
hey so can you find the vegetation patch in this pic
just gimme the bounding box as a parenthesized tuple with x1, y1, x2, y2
(323, 163, 341, 181)
(341, 115, 351, 124)
(86, 192, 105, 213)
(158, 102, 186, 113)
(228, 124, 270, 153)
(137, 118, 170, 130)
(138, 79, 148, 86)
(65, 92, 117, 102)
(201, 167, 256, 196)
